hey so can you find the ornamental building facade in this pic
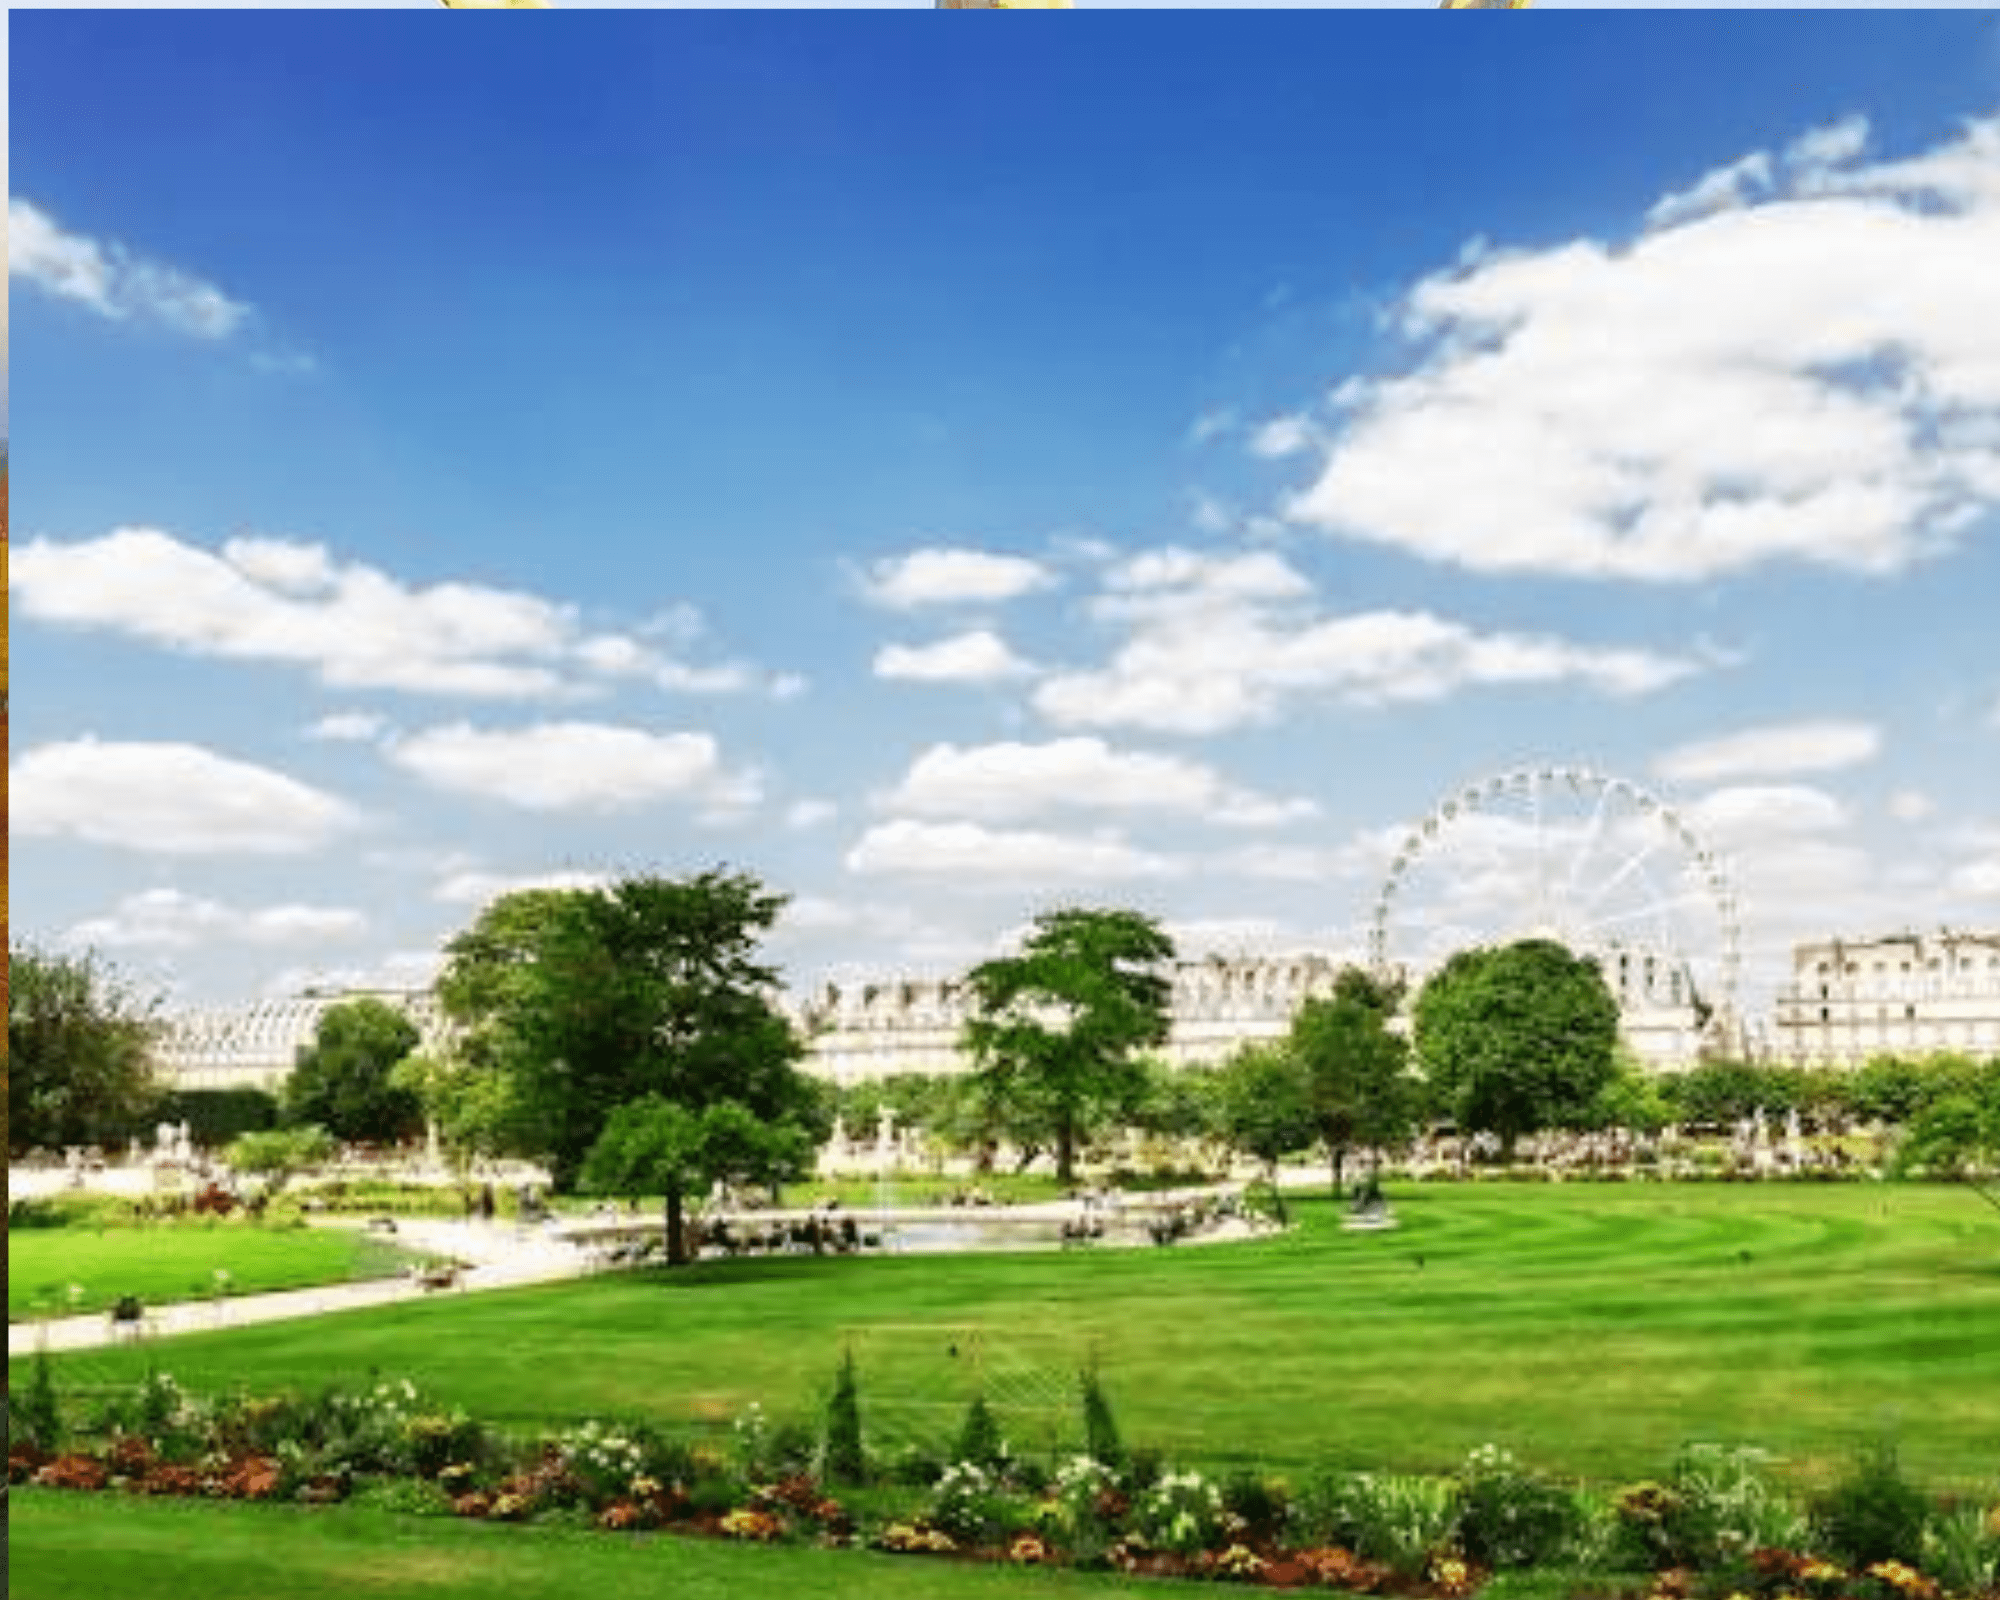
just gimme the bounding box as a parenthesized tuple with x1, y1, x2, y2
(1770, 929, 2000, 1066)
(149, 942, 1714, 1092)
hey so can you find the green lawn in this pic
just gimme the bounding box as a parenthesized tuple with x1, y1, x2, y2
(7, 1493, 1206, 1600)
(8, 1223, 416, 1321)
(20, 1185, 2000, 1492)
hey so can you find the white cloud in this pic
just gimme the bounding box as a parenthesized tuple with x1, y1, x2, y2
(12, 527, 771, 700)
(1645, 151, 1775, 230)
(1187, 407, 1237, 445)
(66, 889, 366, 952)
(785, 798, 839, 830)
(874, 629, 1036, 684)
(885, 738, 1316, 827)
(1248, 413, 1316, 459)
(1656, 719, 1882, 785)
(860, 547, 1054, 608)
(387, 721, 757, 814)
(1035, 546, 1701, 735)
(845, 820, 1182, 884)
(1784, 114, 1871, 178)
(432, 867, 616, 905)
(1285, 113, 2000, 583)
(1682, 784, 1850, 844)
(11, 738, 360, 854)
(9, 199, 250, 338)
(1887, 789, 1936, 824)
(306, 711, 388, 743)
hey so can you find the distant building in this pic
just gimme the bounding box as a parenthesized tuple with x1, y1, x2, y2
(1771, 930, 2000, 1065)
(152, 940, 1726, 1093)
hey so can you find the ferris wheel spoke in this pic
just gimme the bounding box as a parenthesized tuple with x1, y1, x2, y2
(1577, 836, 1663, 917)
(1559, 778, 1615, 907)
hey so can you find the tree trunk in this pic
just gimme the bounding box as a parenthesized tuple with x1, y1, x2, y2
(1056, 1117, 1075, 1186)
(1329, 1144, 1345, 1199)
(665, 1187, 687, 1266)
(1267, 1159, 1288, 1225)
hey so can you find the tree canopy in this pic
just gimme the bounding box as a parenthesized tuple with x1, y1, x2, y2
(284, 998, 424, 1144)
(436, 870, 825, 1252)
(1289, 967, 1418, 1192)
(1214, 1042, 1314, 1220)
(8, 943, 162, 1155)
(960, 907, 1175, 1183)
(1413, 938, 1621, 1159)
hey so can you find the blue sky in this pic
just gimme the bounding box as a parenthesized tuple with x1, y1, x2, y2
(11, 11, 2000, 1035)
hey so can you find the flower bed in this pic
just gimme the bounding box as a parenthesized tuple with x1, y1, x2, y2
(9, 1361, 1999, 1599)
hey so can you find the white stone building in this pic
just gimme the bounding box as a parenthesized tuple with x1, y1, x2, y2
(1771, 929, 2000, 1065)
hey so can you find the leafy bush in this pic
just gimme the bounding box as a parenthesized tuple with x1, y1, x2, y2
(1810, 1441, 1930, 1567)
(953, 1395, 1010, 1475)
(1298, 1470, 1459, 1578)
(13, 1352, 64, 1450)
(822, 1350, 864, 1486)
(931, 1460, 1007, 1544)
(1923, 1504, 2000, 1598)
(1080, 1366, 1124, 1470)
(1134, 1469, 1225, 1556)
(1652, 1445, 1803, 1566)
(352, 1475, 455, 1517)
(1222, 1469, 1290, 1539)
(1453, 1445, 1582, 1570)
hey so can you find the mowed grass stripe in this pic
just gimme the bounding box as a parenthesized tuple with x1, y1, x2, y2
(20, 1186, 1999, 1491)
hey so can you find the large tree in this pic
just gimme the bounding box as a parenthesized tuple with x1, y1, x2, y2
(960, 907, 1175, 1184)
(8, 943, 162, 1155)
(1215, 1042, 1315, 1222)
(284, 998, 424, 1144)
(437, 870, 825, 1255)
(1413, 938, 1620, 1160)
(1290, 967, 1418, 1194)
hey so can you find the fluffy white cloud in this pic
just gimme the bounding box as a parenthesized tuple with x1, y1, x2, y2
(885, 738, 1316, 827)
(1656, 719, 1882, 785)
(66, 889, 366, 951)
(9, 199, 249, 338)
(306, 711, 388, 743)
(387, 721, 758, 814)
(860, 547, 1054, 608)
(12, 528, 774, 700)
(1248, 414, 1316, 460)
(432, 867, 615, 905)
(845, 820, 1181, 884)
(11, 738, 360, 854)
(1887, 789, 1936, 824)
(874, 629, 1036, 684)
(1035, 546, 1701, 735)
(785, 798, 839, 830)
(1682, 784, 1850, 844)
(1285, 113, 2000, 582)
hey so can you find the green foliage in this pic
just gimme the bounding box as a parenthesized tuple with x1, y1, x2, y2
(284, 999, 424, 1144)
(1289, 968, 1417, 1192)
(1221, 1469, 1290, 1539)
(13, 1350, 65, 1449)
(930, 1460, 1008, 1544)
(8, 942, 162, 1154)
(438, 871, 818, 1195)
(822, 1349, 865, 1487)
(1414, 940, 1621, 1158)
(1079, 1366, 1124, 1472)
(1580, 1052, 1672, 1134)
(961, 907, 1176, 1183)
(1298, 1470, 1459, 1576)
(225, 1125, 337, 1191)
(953, 1394, 1009, 1474)
(352, 1475, 456, 1517)
(1215, 1043, 1314, 1206)
(1626, 1445, 1801, 1568)
(1452, 1445, 1581, 1570)
(1133, 1468, 1226, 1555)
(151, 1088, 281, 1149)
(1924, 1504, 2000, 1598)
(1809, 1440, 1931, 1567)
(1892, 1095, 1995, 1180)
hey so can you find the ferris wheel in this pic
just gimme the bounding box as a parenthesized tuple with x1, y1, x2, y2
(1368, 765, 1741, 1024)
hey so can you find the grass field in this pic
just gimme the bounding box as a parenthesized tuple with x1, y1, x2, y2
(5, 1494, 1587, 1600)
(8, 1223, 416, 1321)
(19, 1185, 2000, 1492)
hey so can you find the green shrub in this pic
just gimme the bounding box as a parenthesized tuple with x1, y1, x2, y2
(1453, 1445, 1582, 1570)
(12, 1351, 64, 1450)
(1924, 1504, 2000, 1599)
(886, 1442, 944, 1488)
(1080, 1366, 1124, 1470)
(1134, 1468, 1226, 1555)
(1222, 1469, 1290, 1539)
(1656, 1445, 1803, 1566)
(1299, 1470, 1458, 1578)
(351, 1475, 455, 1517)
(930, 1460, 1008, 1544)
(953, 1395, 1009, 1474)
(1810, 1441, 1930, 1567)
(822, 1350, 865, 1486)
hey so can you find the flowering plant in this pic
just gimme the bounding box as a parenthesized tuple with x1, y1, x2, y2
(931, 1459, 1006, 1544)
(1135, 1469, 1225, 1555)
